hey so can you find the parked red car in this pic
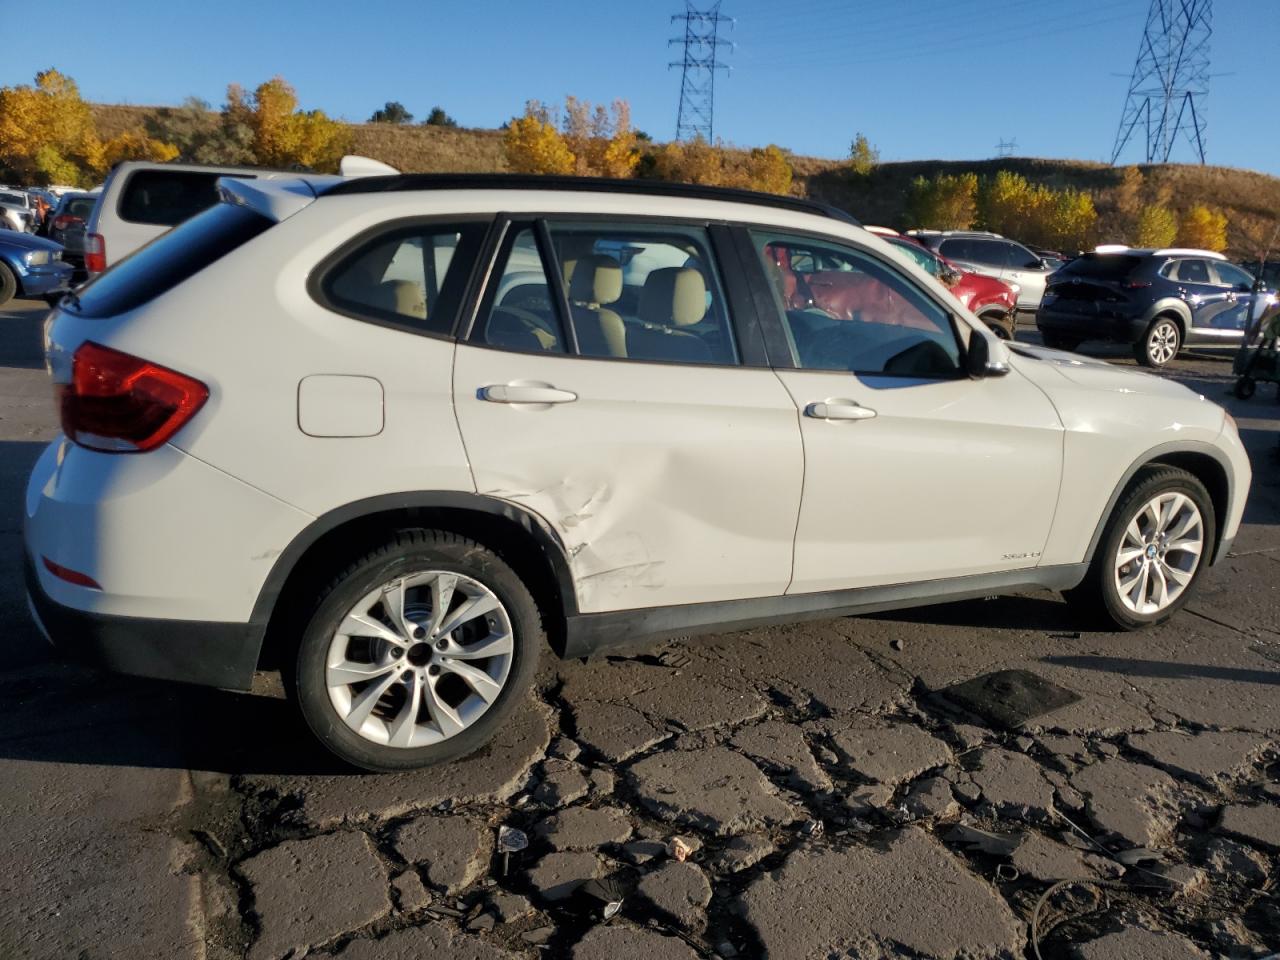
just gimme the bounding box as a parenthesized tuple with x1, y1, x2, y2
(873, 230, 1020, 339)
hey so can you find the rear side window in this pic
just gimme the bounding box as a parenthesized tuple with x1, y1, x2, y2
(320, 222, 488, 336)
(1057, 254, 1142, 281)
(118, 169, 247, 226)
(1174, 259, 1211, 283)
(68, 203, 272, 317)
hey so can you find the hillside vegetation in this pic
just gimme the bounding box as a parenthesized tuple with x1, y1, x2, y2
(90, 103, 1279, 258)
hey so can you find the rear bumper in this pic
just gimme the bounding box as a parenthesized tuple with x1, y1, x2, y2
(24, 550, 260, 689)
(1036, 306, 1145, 343)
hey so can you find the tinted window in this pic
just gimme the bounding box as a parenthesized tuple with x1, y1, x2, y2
(68, 203, 272, 317)
(323, 222, 487, 336)
(63, 197, 97, 219)
(118, 170, 248, 226)
(1057, 254, 1142, 281)
(0, 191, 28, 207)
(1007, 242, 1042, 269)
(474, 226, 567, 354)
(545, 222, 738, 366)
(1175, 259, 1211, 283)
(1212, 262, 1254, 288)
(939, 238, 979, 263)
(754, 231, 963, 377)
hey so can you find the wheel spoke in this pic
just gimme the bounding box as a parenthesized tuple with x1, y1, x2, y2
(437, 591, 501, 637)
(440, 658, 503, 703)
(423, 676, 465, 737)
(1162, 561, 1193, 586)
(1151, 564, 1169, 608)
(1166, 508, 1200, 543)
(1117, 546, 1146, 566)
(345, 669, 402, 729)
(1128, 564, 1150, 609)
(387, 672, 422, 747)
(1157, 494, 1183, 533)
(327, 658, 398, 687)
(382, 578, 409, 633)
(338, 612, 407, 647)
(1166, 536, 1202, 557)
(447, 630, 514, 661)
(1124, 519, 1145, 548)
(426, 573, 458, 637)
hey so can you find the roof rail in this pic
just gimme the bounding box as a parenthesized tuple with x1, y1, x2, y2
(322, 173, 861, 227)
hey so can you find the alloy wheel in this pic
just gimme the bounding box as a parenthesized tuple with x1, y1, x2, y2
(325, 571, 514, 747)
(1146, 321, 1179, 365)
(1112, 491, 1204, 616)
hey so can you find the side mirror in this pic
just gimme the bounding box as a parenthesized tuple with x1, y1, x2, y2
(966, 331, 1011, 379)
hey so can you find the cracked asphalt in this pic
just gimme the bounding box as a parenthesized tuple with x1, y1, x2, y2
(1, 300, 1277, 960)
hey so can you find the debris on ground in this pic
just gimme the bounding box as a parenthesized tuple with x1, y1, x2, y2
(939, 669, 1081, 729)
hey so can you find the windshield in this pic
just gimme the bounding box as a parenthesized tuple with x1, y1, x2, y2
(889, 239, 941, 277)
(1056, 254, 1141, 281)
(68, 203, 272, 317)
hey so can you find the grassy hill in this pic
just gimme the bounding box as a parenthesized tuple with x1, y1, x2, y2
(91, 103, 1279, 258)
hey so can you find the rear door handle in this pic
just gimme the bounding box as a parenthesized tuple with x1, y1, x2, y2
(805, 399, 877, 421)
(480, 382, 578, 404)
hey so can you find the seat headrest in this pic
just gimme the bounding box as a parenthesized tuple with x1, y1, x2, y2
(639, 267, 707, 327)
(378, 279, 427, 319)
(568, 254, 622, 306)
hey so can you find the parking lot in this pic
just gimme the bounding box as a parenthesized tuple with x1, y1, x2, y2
(1, 297, 1277, 959)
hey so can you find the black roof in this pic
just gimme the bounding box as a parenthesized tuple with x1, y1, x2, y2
(324, 173, 860, 227)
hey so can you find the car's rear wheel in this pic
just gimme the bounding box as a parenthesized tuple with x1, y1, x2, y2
(1136, 317, 1180, 367)
(1234, 376, 1256, 400)
(1066, 465, 1214, 630)
(293, 529, 542, 771)
(0, 263, 17, 307)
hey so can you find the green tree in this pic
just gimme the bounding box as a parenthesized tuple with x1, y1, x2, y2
(145, 96, 253, 165)
(370, 101, 413, 124)
(906, 172, 978, 230)
(848, 132, 879, 176)
(423, 106, 457, 127)
(1135, 204, 1178, 248)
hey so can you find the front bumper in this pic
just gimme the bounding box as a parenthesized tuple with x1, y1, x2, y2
(18, 260, 74, 298)
(25, 550, 260, 689)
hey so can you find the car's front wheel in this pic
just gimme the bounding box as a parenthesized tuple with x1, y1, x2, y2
(293, 529, 542, 771)
(1067, 465, 1214, 630)
(0, 263, 17, 307)
(1136, 317, 1180, 367)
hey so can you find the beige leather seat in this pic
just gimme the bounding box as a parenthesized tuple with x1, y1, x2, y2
(567, 254, 627, 358)
(628, 267, 712, 363)
(375, 280, 427, 320)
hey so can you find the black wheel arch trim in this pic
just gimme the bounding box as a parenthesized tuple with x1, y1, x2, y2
(1141, 299, 1192, 330)
(1082, 439, 1234, 568)
(246, 490, 580, 655)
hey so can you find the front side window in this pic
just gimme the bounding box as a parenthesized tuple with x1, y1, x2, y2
(473, 225, 568, 354)
(1212, 262, 1254, 288)
(753, 231, 964, 377)
(323, 222, 487, 335)
(1008, 242, 1042, 269)
(544, 222, 738, 366)
(939, 238, 978, 263)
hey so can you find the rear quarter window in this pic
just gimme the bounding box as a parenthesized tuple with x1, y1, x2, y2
(118, 169, 254, 226)
(67, 203, 272, 317)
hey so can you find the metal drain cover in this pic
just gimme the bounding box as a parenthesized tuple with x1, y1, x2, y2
(939, 669, 1080, 729)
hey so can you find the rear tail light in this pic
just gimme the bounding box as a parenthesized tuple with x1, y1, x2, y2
(52, 215, 83, 231)
(42, 556, 102, 590)
(58, 341, 208, 453)
(85, 232, 106, 273)
(1121, 280, 1152, 289)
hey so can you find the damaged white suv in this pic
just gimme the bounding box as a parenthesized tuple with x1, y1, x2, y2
(25, 173, 1251, 770)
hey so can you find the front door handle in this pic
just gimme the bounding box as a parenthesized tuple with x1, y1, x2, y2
(805, 399, 877, 421)
(480, 382, 578, 404)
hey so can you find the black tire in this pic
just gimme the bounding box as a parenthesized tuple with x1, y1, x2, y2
(1065, 465, 1215, 631)
(1042, 334, 1080, 351)
(0, 263, 17, 307)
(982, 316, 1013, 340)
(1135, 316, 1180, 367)
(293, 529, 543, 771)
(1234, 376, 1257, 400)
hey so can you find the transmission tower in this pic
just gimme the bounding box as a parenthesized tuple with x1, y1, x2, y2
(1110, 0, 1211, 165)
(995, 137, 1018, 159)
(669, 2, 733, 142)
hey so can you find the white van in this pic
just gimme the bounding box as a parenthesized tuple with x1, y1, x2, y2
(83, 161, 283, 273)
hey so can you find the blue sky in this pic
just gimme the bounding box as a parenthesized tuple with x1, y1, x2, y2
(7, 0, 1276, 174)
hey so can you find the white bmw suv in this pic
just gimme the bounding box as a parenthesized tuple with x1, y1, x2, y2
(25, 173, 1251, 770)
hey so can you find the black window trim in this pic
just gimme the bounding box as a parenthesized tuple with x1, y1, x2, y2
(306, 213, 496, 341)
(460, 211, 773, 370)
(737, 223, 975, 382)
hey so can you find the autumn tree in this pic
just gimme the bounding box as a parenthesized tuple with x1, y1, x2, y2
(503, 101, 575, 174)
(561, 96, 639, 178)
(848, 133, 879, 176)
(370, 101, 413, 124)
(0, 70, 103, 185)
(906, 172, 978, 230)
(1176, 204, 1229, 252)
(1134, 204, 1178, 248)
(100, 130, 180, 168)
(741, 145, 793, 195)
(229, 77, 351, 172)
(651, 137, 728, 186)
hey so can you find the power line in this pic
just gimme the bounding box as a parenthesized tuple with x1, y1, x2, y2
(1110, 0, 1211, 164)
(669, 2, 734, 142)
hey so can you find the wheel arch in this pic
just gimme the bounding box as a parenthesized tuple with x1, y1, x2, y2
(1083, 442, 1233, 569)
(251, 492, 578, 672)
(1143, 300, 1191, 337)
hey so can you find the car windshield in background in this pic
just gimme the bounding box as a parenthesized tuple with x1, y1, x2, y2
(118, 169, 255, 226)
(63, 198, 97, 219)
(68, 203, 272, 317)
(1056, 254, 1141, 280)
(0, 191, 27, 206)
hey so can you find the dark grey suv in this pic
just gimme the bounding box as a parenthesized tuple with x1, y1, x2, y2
(1036, 249, 1277, 367)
